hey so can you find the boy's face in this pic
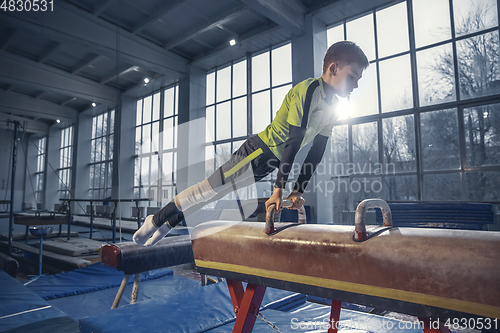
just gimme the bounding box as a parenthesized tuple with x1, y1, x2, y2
(329, 62, 363, 98)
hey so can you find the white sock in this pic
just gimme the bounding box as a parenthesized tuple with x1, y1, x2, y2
(144, 222, 172, 246)
(176, 178, 217, 211)
(132, 215, 158, 245)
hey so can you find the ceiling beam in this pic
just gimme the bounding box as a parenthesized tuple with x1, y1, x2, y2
(217, 25, 239, 39)
(0, 90, 77, 123)
(163, 5, 247, 50)
(0, 28, 16, 52)
(191, 22, 280, 64)
(132, 0, 184, 34)
(34, 91, 46, 99)
(0, 1, 188, 77)
(100, 65, 138, 85)
(240, 0, 305, 36)
(192, 37, 214, 50)
(123, 74, 163, 95)
(0, 112, 49, 134)
(71, 54, 101, 74)
(93, 0, 116, 16)
(309, 0, 399, 19)
(38, 42, 63, 63)
(246, 9, 270, 24)
(60, 97, 77, 106)
(286, 0, 307, 13)
(0, 53, 118, 104)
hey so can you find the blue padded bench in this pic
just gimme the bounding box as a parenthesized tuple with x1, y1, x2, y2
(375, 202, 495, 230)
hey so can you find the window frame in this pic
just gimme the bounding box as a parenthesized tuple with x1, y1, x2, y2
(134, 85, 179, 208)
(325, 0, 500, 215)
(57, 126, 73, 200)
(89, 109, 114, 200)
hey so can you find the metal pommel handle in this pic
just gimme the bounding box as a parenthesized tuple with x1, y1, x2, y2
(265, 199, 306, 234)
(354, 199, 392, 241)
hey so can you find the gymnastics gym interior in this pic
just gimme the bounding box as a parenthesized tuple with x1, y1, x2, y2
(0, 0, 499, 332)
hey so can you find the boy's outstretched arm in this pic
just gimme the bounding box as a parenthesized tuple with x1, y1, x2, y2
(293, 134, 329, 194)
(265, 124, 305, 212)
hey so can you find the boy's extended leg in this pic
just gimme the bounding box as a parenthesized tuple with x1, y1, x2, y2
(133, 135, 278, 245)
(132, 178, 217, 245)
(141, 177, 253, 246)
(133, 170, 249, 246)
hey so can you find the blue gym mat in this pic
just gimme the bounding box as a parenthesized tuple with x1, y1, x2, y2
(26, 262, 173, 300)
(78, 281, 305, 333)
(49, 274, 201, 320)
(285, 301, 427, 333)
(0, 269, 79, 333)
(79, 277, 451, 333)
(79, 281, 236, 333)
(208, 301, 433, 333)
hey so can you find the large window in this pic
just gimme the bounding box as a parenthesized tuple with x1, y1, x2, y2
(205, 57, 248, 180)
(327, 0, 500, 219)
(58, 126, 73, 199)
(251, 44, 293, 135)
(34, 137, 46, 208)
(205, 43, 292, 200)
(89, 110, 114, 199)
(135, 85, 178, 208)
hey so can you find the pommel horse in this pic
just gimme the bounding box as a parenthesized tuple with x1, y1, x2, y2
(100, 235, 193, 308)
(192, 199, 500, 333)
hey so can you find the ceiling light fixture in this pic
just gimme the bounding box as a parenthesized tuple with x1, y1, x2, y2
(56, 119, 61, 123)
(92, 102, 96, 107)
(144, 78, 150, 84)
(229, 39, 236, 46)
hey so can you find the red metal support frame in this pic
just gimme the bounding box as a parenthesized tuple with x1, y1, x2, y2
(227, 279, 245, 312)
(226, 279, 267, 333)
(328, 300, 342, 333)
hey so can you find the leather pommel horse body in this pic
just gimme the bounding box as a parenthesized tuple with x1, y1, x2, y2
(192, 199, 500, 333)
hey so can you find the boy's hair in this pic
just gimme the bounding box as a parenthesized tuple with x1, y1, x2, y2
(322, 41, 369, 73)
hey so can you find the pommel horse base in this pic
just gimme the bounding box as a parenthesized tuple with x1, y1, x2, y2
(192, 199, 500, 333)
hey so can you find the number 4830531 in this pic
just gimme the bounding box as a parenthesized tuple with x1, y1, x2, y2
(445, 317, 498, 331)
(1, 0, 54, 12)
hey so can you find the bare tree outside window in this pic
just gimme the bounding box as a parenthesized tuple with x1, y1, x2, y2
(421, 1, 499, 101)
(419, 0, 499, 201)
(421, 109, 461, 171)
(327, 0, 499, 220)
(458, 31, 500, 100)
(383, 115, 416, 173)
